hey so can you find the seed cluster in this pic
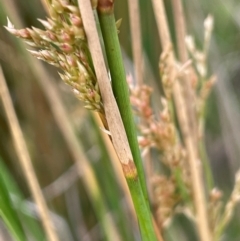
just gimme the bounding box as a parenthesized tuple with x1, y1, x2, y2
(5, 0, 103, 112)
(128, 74, 191, 226)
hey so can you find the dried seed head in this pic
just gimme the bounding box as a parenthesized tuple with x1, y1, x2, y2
(66, 5, 80, 14)
(5, 3, 103, 113)
(70, 15, 82, 27)
(59, 43, 73, 53)
(4, 17, 17, 35)
(71, 26, 85, 39)
(52, 0, 64, 13)
(38, 19, 53, 30)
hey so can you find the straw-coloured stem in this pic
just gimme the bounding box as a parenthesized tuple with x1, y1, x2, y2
(171, 0, 214, 190)
(78, 1, 134, 170)
(0, 66, 59, 241)
(151, 0, 211, 240)
(127, 0, 143, 85)
(171, 0, 198, 144)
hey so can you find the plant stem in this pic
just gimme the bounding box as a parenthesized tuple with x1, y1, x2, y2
(151, 0, 211, 241)
(0, 66, 59, 241)
(127, 0, 143, 84)
(172, 0, 214, 191)
(126, 176, 158, 241)
(171, 0, 198, 142)
(199, 138, 214, 190)
(97, 1, 149, 204)
(77, 1, 157, 240)
(93, 112, 137, 223)
(126, 3, 164, 238)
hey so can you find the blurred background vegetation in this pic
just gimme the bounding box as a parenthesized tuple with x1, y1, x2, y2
(0, 0, 240, 240)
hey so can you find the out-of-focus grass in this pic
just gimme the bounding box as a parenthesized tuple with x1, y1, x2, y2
(0, 158, 27, 241)
(0, 158, 45, 241)
(0, 0, 240, 241)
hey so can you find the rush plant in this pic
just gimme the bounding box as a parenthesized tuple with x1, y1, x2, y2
(1, 0, 240, 241)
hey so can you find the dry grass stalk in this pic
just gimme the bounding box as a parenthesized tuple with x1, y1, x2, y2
(151, 0, 211, 240)
(171, 0, 197, 140)
(0, 66, 59, 241)
(127, 0, 143, 85)
(171, 0, 188, 62)
(93, 112, 137, 222)
(77, 0, 135, 175)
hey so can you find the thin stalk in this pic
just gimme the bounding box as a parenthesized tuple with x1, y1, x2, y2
(171, 0, 188, 62)
(93, 112, 137, 223)
(151, 0, 211, 241)
(0, 66, 59, 241)
(97, 1, 149, 204)
(127, 2, 158, 227)
(127, 0, 143, 84)
(77, 1, 157, 240)
(171, 0, 197, 143)
(126, 178, 159, 241)
(171, 0, 214, 190)
(199, 139, 214, 190)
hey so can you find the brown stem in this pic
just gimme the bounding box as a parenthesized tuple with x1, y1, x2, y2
(0, 66, 59, 241)
(78, 0, 134, 168)
(171, 0, 198, 142)
(127, 0, 143, 85)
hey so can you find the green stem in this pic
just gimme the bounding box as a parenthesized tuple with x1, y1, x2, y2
(199, 138, 214, 190)
(97, 3, 149, 205)
(126, 176, 158, 241)
(199, 101, 214, 191)
(97, 5, 158, 241)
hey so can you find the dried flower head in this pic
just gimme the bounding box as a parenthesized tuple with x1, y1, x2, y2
(5, 1, 103, 112)
(129, 79, 192, 226)
(151, 175, 181, 227)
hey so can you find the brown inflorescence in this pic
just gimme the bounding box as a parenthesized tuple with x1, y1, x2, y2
(151, 175, 181, 227)
(5, 0, 103, 113)
(128, 74, 192, 226)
